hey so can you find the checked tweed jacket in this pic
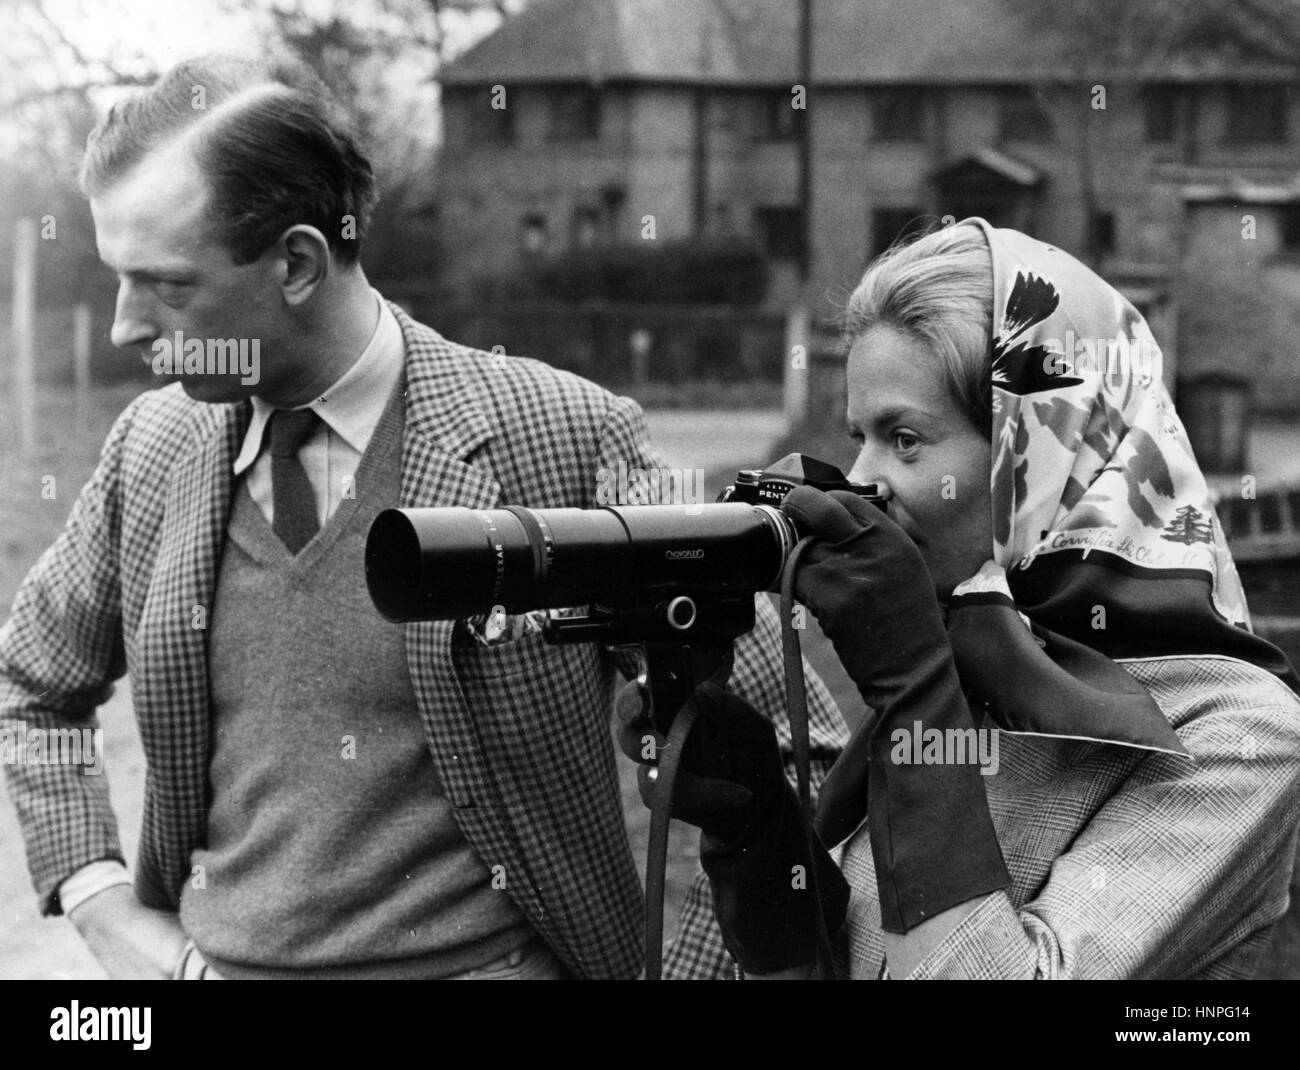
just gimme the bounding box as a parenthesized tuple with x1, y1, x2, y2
(0, 303, 847, 979)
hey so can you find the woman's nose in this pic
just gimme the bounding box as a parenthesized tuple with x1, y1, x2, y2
(847, 447, 891, 500)
(109, 279, 158, 349)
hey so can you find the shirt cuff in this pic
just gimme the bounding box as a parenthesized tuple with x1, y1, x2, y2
(58, 860, 132, 916)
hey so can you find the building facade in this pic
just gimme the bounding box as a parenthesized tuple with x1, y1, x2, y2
(436, 0, 1300, 407)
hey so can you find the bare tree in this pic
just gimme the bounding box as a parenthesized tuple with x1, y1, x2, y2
(0, 0, 529, 291)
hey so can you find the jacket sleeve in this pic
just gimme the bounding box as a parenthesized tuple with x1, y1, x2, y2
(905, 677, 1300, 979)
(0, 397, 142, 915)
(591, 393, 850, 979)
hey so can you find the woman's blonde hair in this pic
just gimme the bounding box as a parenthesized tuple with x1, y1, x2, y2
(841, 221, 994, 437)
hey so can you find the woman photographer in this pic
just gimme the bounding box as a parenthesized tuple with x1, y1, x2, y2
(635, 218, 1300, 979)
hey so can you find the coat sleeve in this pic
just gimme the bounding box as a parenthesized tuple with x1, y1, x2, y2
(0, 397, 142, 915)
(590, 393, 850, 979)
(905, 679, 1300, 979)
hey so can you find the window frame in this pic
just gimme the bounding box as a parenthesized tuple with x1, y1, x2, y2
(1224, 83, 1289, 144)
(547, 85, 603, 143)
(871, 88, 927, 143)
(998, 87, 1054, 144)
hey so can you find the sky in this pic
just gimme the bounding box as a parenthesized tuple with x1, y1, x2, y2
(5, 0, 503, 105)
(32, 0, 502, 65)
(1, 0, 506, 158)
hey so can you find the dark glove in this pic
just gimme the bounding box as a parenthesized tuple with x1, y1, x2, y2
(617, 680, 848, 974)
(782, 487, 1009, 934)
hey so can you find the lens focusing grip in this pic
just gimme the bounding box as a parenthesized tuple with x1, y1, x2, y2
(753, 505, 795, 591)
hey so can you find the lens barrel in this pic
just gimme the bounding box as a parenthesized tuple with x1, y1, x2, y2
(366, 502, 794, 623)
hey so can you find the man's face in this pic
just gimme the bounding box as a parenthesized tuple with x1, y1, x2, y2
(90, 140, 287, 404)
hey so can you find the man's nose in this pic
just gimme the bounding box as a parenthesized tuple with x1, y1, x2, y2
(109, 280, 158, 349)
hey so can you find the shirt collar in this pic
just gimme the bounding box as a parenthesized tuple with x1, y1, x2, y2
(234, 290, 404, 475)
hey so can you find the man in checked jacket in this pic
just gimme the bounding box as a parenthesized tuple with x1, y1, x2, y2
(0, 55, 846, 980)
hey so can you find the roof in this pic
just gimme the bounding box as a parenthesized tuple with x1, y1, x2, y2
(934, 149, 1044, 187)
(441, 0, 1300, 87)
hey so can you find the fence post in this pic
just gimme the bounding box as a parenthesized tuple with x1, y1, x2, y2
(11, 217, 37, 456)
(73, 302, 92, 401)
(629, 327, 651, 390)
(783, 304, 809, 429)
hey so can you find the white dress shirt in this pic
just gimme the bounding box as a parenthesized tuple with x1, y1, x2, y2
(233, 290, 405, 528)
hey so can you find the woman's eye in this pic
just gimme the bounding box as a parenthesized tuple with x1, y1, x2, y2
(893, 431, 921, 452)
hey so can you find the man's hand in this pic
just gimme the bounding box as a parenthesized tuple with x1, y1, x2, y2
(68, 885, 188, 979)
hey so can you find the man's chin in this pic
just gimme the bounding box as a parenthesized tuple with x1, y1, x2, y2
(174, 376, 254, 403)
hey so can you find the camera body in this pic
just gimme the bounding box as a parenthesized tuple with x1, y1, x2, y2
(720, 452, 885, 512)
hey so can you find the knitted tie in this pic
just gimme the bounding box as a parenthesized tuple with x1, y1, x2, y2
(268, 408, 322, 554)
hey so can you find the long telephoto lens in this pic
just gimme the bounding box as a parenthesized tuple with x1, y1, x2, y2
(365, 503, 795, 622)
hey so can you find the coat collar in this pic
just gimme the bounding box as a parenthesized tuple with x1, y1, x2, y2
(388, 301, 495, 462)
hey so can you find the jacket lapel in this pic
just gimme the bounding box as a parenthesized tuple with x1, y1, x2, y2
(391, 307, 502, 808)
(389, 310, 582, 949)
(132, 398, 249, 906)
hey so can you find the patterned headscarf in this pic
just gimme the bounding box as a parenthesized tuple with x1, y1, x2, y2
(945, 219, 1299, 752)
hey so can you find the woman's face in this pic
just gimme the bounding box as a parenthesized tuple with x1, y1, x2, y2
(845, 325, 993, 600)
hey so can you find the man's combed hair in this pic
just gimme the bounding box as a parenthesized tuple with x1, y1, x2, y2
(80, 55, 377, 265)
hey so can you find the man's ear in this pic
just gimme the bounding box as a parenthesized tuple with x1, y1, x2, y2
(276, 225, 331, 306)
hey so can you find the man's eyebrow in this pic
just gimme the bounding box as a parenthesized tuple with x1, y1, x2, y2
(101, 258, 197, 280)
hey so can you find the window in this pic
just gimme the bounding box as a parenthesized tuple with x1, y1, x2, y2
(1226, 84, 1288, 143)
(756, 89, 800, 141)
(999, 89, 1053, 143)
(713, 92, 744, 132)
(1088, 211, 1116, 258)
(1143, 86, 1179, 143)
(755, 206, 804, 261)
(872, 89, 925, 142)
(520, 213, 548, 254)
(548, 86, 601, 142)
(871, 208, 926, 257)
(465, 86, 515, 144)
(1281, 203, 1300, 253)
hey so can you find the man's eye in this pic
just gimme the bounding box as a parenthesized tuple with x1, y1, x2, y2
(155, 280, 192, 303)
(893, 431, 920, 451)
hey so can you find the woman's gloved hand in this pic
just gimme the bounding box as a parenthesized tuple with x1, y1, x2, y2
(781, 486, 1010, 934)
(617, 680, 848, 975)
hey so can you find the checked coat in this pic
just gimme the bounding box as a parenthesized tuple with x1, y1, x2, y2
(0, 304, 846, 979)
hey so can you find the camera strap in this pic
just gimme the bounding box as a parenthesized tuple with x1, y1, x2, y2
(642, 536, 835, 980)
(643, 684, 705, 980)
(779, 536, 837, 980)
